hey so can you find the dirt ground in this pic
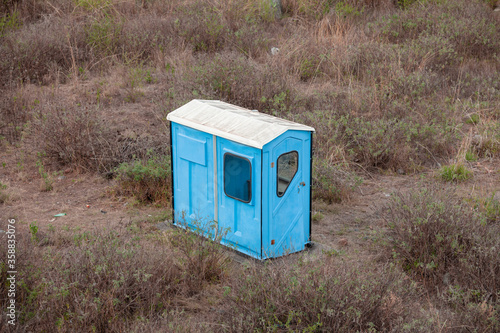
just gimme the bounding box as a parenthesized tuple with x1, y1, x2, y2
(312, 159, 499, 257)
(0, 146, 168, 234)
(1, 80, 498, 255)
(2, 136, 498, 260)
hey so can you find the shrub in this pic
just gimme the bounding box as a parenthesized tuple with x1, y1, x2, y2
(0, 17, 84, 85)
(316, 112, 456, 170)
(119, 14, 176, 61)
(282, 39, 333, 82)
(281, 0, 337, 21)
(394, 0, 418, 9)
(28, 103, 114, 172)
(0, 0, 20, 14)
(36, 155, 53, 192)
(220, 259, 427, 332)
(312, 159, 361, 203)
(0, 230, 185, 332)
(383, 69, 443, 105)
(0, 2, 175, 87)
(193, 52, 291, 113)
(472, 192, 500, 223)
(0, 87, 35, 142)
(385, 187, 500, 308)
(85, 16, 123, 58)
(26, 98, 171, 173)
(168, 218, 230, 295)
(439, 163, 473, 182)
(475, 120, 500, 157)
(376, 0, 500, 60)
(114, 154, 172, 205)
(405, 35, 460, 72)
(454, 68, 500, 102)
(178, 3, 229, 53)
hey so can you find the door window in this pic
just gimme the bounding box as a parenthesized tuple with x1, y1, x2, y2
(277, 151, 298, 197)
(224, 153, 251, 203)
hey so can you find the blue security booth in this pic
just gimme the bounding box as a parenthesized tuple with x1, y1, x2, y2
(167, 100, 315, 259)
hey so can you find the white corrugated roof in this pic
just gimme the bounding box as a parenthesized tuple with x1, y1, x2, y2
(167, 100, 315, 149)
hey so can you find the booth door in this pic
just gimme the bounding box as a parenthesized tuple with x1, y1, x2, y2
(268, 134, 310, 257)
(217, 137, 262, 258)
(171, 124, 215, 229)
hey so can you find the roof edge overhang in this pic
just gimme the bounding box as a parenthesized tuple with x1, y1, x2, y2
(168, 114, 283, 149)
(166, 100, 315, 149)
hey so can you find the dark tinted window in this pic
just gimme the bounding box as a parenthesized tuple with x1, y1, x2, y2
(277, 151, 298, 197)
(224, 154, 251, 203)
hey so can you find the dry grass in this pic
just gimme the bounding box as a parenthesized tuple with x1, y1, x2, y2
(220, 258, 426, 332)
(1, 0, 497, 197)
(385, 186, 500, 332)
(27, 103, 111, 171)
(0, 224, 230, 332)
(0, 0, 499, 330)
(0, 85, 40, 142)
(0, 229, 183, 331)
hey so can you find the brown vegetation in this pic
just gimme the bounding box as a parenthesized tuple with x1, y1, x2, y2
(1, 0, 499, 331)
(385, 187, 500, 332)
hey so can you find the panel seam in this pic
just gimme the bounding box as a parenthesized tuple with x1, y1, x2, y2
(213, 135, 218, 223)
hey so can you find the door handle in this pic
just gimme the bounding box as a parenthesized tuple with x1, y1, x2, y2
(298, 182, 306, 193)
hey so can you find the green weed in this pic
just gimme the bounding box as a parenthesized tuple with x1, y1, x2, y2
(466, 113, 481, 125)
(335, 1, 362, 17)
(74, 0, 112, 13)
(29, 221, 39, 243)
(0, 181, 8, 203)
(439, 163, 472, 182)
(85, 17, 123, 57)
(36, 154, 53, 192)
(124, 64, 149, 102)
(472, 192, 500, 223)
(180, 5, 227, 53)
(465, 150, 478, 162)
(115, 153, 171, 205)
(312, 211, 324, 222)
(377, 0, 500, 59)
(193, 53, 289, 112)
(0, 9, 21, 37)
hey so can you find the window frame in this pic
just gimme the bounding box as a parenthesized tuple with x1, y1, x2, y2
(276, 150, 299, 198)
(223, 152, 252, 203)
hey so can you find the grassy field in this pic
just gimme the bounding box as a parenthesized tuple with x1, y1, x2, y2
(1, 0, 499, 331)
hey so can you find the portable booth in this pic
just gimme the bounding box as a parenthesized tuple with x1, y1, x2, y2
(167, 100, 315, 259)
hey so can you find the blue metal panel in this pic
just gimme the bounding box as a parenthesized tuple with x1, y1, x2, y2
(217, 137, 262, 259)
(262, 130, 312, 258)
(171, 123, 215, 228)
(177, 133, 207, 166)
